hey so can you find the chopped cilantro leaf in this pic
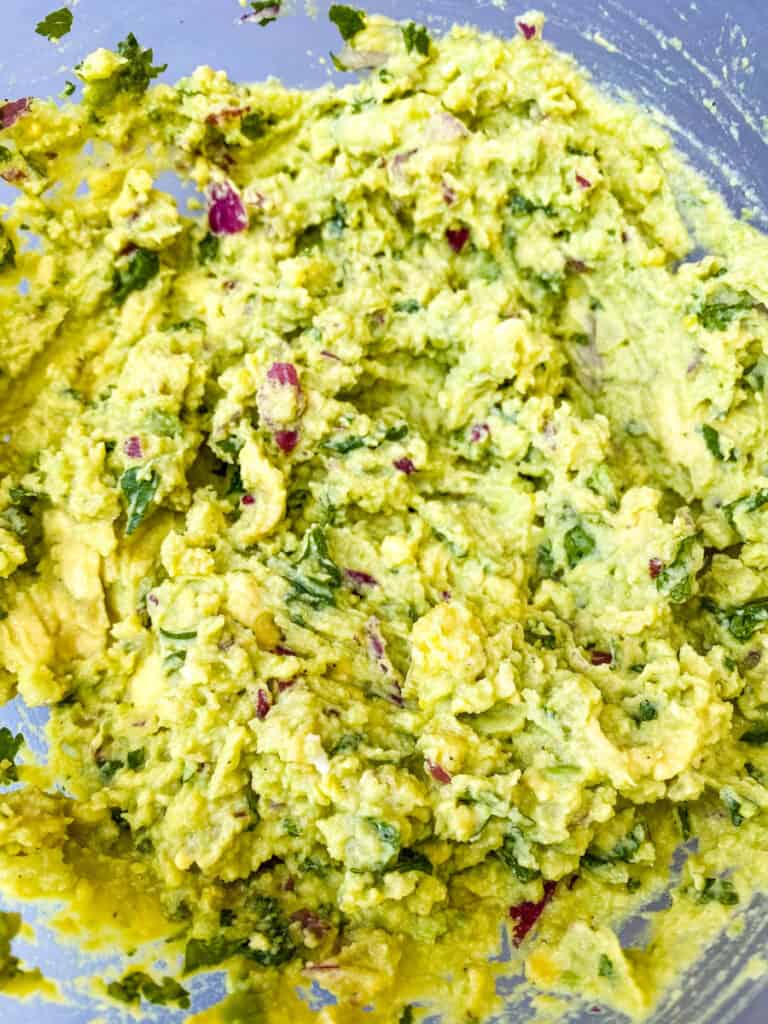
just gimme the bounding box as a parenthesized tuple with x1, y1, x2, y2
(365, 817, 401, 849)
(497, 834, 541, 882)
(83, 33, 166, 105)
(598, 954, 614, 978)
(655, 535, 699, 604)
(329, 5, 366, 40)
(36, 7, 73, 42)
(113, 247, 160, 304)
(126, 748, 146, 771)
(705, 597, 768, 643)
(630, 699, 658, 723)
(0, 728, 24, 784)
(697, 293, 753, 330)
(120, 467, 159, 535)
(249, 1, 282, 26)
(241, 110, 275, 140)
(740, 725, 768, 746)
(198, 231, 220, 264)
(107, 970, 190, 1008)
(701, 424, 726, 460)
(696, 877, 738, 906)
(402, 22, 430, 55)
(98, 759, 124, 782)
(564, 523, 595, 568)
(676, 805, 692, 842)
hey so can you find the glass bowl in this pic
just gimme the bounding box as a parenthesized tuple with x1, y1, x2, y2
(1, 1, 766, 1022)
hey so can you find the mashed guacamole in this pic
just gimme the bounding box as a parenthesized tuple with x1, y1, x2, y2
(1, 9, 768, 1023)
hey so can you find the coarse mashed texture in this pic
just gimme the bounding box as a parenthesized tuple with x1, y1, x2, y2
(1, 9, 768, 1023)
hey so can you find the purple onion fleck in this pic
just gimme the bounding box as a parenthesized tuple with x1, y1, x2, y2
(208, 181, 248, 235)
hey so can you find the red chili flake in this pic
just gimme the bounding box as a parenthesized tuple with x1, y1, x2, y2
(241, 494, 255, 506)
(256, 688, 271, 719)
(440, 589, 452, 601)
(277, 678, 297, 693)
(393, 456, 416, 474)
(648, 558, 663, 579)
(0, 98, 31, 129)
(590, 650, 612, 666)
(123, 436, 143, 459)
(576, 173, 592, 189)
(441, 181, 457, 205)
(274, 429, 299, 453)
(290, 909, 328, 938)
(470, 422, 490, 443)
(426, 760, 452, 784)
(273, 645, 297, 657)
(517, 21, 537, 40)
(509, 880, 556, 946)
(446, 226, 469, 253)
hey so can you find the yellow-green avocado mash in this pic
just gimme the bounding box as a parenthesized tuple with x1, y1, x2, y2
(1, 9, 768, 1023)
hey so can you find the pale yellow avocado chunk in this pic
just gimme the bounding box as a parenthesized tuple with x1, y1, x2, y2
(0, 8, 767, 1024)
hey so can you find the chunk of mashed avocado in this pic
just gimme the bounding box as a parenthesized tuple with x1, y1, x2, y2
(1, 9, 768, 1023)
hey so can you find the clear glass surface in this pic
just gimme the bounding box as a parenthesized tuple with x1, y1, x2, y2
(0, 1, 766, 1022)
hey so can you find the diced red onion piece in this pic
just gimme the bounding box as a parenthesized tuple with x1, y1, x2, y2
(208, 181, 248, 235)
(590, 650, 612, 666)
(365, 616, 404, 705)
(393, 456, 416, 474)
(648, 558, 663, 579)
(267, 361, 300, 387)
(517, 21, 536, 40)
(344, 568, 379, 593)
(123, 436, 143, 459)
(1, 98, 31, 129)
(426, 759, 452, 784)
(576, 173, 592, 189)
(446, 226, 469, 253)
(241, 494, 256, 506)
(470, 423, 489, 443)
(509, 880, 556, 945)
(256, 688, 271, 719)
(274, 429, 299, 453)
(390, 149, 418, 181)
